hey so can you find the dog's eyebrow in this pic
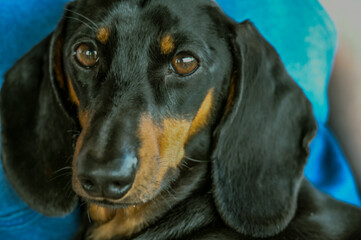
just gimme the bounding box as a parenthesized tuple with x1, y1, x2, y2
(97, 27, 110, 44)
(160, 35, 175, 55)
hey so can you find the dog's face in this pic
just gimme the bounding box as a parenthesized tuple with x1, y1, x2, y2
(62, 0, 232, 206)
(0, 0, 317, 238)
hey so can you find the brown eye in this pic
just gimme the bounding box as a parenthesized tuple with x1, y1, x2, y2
(74, 43, 99, 68)
(170, 53, 199, 76)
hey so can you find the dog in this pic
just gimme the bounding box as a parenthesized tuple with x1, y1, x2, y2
(1, 0, 361, 239)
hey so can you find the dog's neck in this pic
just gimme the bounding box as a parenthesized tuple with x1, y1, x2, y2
(88, 162, 210, 239)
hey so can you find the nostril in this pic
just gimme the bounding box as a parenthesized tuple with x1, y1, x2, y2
(112, 181, 122, 189)
(79, 177, 98, 194)
(105, 181, 132, 199)
(82, 179, 95, 191)
(110, 181, 130, 191)
(76, 152, 137, 199)
(78, 175, 132, 199)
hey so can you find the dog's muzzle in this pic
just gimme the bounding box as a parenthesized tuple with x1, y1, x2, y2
(76, 151, 137, 200)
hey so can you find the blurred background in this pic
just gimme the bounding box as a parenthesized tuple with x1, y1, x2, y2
(320, 0, 361, 192)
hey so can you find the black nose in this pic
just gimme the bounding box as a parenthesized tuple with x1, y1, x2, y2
(79, 172, 132, 199)
(77, 153, 137, 200)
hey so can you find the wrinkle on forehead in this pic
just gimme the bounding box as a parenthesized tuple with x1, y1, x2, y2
(109, 2, 141, 21)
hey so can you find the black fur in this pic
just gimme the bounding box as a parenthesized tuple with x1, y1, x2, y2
(1, 0, 361, 239)
(1, 35, 78, 216)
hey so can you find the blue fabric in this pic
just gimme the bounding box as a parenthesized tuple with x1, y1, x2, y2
(0, 0, 360, 239)
(0, 1, 81, 239)
(0, 140, 81, 239)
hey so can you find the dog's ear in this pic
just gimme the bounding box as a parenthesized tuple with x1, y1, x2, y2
(211, 21, 316, 237)
(0, 6, 78, 216)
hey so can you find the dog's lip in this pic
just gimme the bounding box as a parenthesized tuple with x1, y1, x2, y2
(85, 197, 144, 209)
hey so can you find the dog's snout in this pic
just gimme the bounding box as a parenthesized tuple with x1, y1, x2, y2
(77, 153, 137, 200)
(79, 173, 132, 199)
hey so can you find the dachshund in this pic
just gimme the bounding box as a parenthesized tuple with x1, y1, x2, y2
(1, 0, 361, 239)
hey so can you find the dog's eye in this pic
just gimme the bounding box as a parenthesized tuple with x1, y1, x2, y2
(74, 43, 99, 68)
(170, 53, 199, 76)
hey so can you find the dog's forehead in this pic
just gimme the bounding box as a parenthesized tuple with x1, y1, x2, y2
(66, 0, 230, 109)
(89, 0, 220, 39)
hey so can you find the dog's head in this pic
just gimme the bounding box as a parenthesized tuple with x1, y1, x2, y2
(0, 0, 316, 237)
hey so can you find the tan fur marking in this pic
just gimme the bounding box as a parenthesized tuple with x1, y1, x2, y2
(71, 126, 86, 194)
(67, 77, 80, 107)
(90, 204, 149, 239)
(136, 116, 192, 190)
(73, 129, 85, 162)
(134, 89, 214, 192)
(88, 90, 214, 239)
(160, 35, 175, 54)
(78, 110, 89, 129)
(159, 89, 214, 173)
(71, 111, 91, 195)
(89, 204, 116, 223)
(134, 90, 214, 191)
(129, 116, 161, 198)
(97, 27, 110, 44)
(160, 118, 191, 168)
(188, 89, 214, 137)
(90, 193, 177, 239)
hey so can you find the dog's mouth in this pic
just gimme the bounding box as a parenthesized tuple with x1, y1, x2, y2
(83, 186, 170, 226)
(85, 198, 141, 209)
(79, 170, 172, 210)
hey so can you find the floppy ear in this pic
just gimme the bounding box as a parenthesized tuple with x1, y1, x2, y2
(0, 8, 79, 216)
(211, 21, 317, 237)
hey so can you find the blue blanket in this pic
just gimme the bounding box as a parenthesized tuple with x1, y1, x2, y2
(0, 0, 360, 239)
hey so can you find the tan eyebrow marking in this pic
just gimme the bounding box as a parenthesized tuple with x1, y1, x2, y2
(97, 27, 110, 44)
(160, 35, 175, 54)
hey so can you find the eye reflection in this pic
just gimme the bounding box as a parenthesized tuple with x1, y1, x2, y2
(74, 43, 99, 68)
(170, 53, 199, 76)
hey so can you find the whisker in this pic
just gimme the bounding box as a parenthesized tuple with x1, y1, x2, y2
(53, 166, 73, 174)
(65, 8, 99, 29)
(180, 162, 190, 169)
(65, 185, 74, 200)
(164, 79, 177, 106)
(50, 172, 72, 182)
(183, 155, 209, 163)
(65, 16, 97, 32)
(158, 191, 172, 209)
(87, 207, 92, 223)
(67, 129, 81, 134)
(80, 201, 88, 208)
(66, 154, 74, 164)
(162, 186, 177, 201)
